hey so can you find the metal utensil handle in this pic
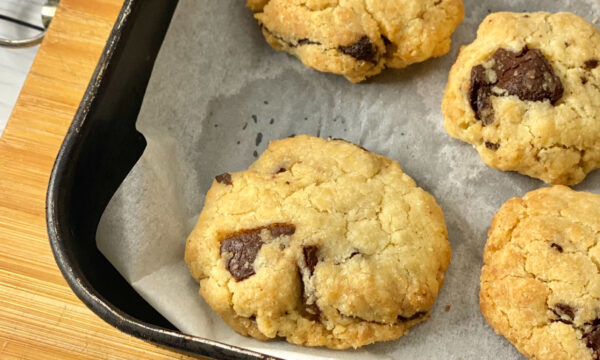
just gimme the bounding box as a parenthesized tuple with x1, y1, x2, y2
(0, 32, 45, 48)
(0, 0, 58, 48)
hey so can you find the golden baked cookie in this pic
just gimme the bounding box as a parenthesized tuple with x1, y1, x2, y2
(185, 135, 451, 349)
(480, 185, 600, 360)
(442, 12, 600, 185)
(247, 0, 464, 82)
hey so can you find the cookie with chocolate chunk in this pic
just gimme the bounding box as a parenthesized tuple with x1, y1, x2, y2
(185, 135, 451, 349)
(442, 12, 600, 185)
(480, 186, 600, 360)
(247, 0, 464, 83)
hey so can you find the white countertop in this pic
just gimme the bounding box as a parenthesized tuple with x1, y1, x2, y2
(0, 0, 45, 135)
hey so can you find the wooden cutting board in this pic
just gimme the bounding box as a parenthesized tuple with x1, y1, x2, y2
(0, 0, 200, 358)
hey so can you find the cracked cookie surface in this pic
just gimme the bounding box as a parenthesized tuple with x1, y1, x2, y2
(185, 135, 451, 349)
(247, 0, 464, 82)
(442, 12, 600, 185)
(480, 186, 600, 360)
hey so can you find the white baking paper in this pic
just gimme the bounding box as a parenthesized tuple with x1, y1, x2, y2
(97, 1, 600, 359)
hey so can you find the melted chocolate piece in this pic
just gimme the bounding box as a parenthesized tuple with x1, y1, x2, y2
(297, 38, 321, 46)
(553, 303, 575, 323)
(215, 173, 232, 185)
(585, 325, 600, 359)
(485, 141, 500, 151)
(297, 268, 320, 320)
(551, 243, 564, 253)
(469, 65, 494, 125)
(220, 230, 263, 281)
(303, 246, 319, 275)
(585, 59, 599, 70)
(268, 223, 296, 238)
(493, 48, 563, 103)
(338, 36, 377, 62)
(220, 223, 295, 281)
(469, 47, 564, 125)
(349, 250, 360, 259)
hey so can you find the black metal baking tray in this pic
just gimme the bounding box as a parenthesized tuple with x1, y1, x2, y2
(46, 1, 278, 359)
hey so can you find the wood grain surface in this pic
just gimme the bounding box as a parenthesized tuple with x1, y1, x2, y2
(0, 0, 200, 358)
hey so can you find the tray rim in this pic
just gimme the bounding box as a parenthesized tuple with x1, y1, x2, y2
(45, 1, 279, 359)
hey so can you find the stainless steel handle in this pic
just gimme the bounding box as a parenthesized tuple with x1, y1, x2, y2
(0, 0, 59, 49)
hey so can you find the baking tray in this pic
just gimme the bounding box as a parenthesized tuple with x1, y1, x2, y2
(46, 1, 277, 359)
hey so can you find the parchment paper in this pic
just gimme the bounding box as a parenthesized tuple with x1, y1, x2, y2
(97, 1, 600, 359)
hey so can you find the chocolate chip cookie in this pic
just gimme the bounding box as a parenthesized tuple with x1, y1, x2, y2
(480, 186, 600, 360)
(185, 135, 451, 349)
(442, 12, 600, 185)
(247, 0, 464, 83)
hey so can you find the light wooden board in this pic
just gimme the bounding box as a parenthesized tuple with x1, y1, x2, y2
(0, 0, 202, 358)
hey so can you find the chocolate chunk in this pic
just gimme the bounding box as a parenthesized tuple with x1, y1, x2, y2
(485, 141, 500, 151)
(469, 47, 564, 125)
(493, 48, 563, 103)
(551, 243, 564, 252)
(553, 303, 575, 323)
(398, 311, 427, 322)
(297, 38, 320, 46)
(338, 36, 377, 62)
(303, 246, 319, 275)
(276, 168, 286, 174)
(215, 173, 232, 185)
(469, 65, 494, 125)
(585, 325, 600, 359)
(582, 76, 589, 85)
(306, 303, 320, 317)
(268, 223, 296, 238)
(220, 229, 263, 281)
(221, 223, 295, 281)
(297, 269, 320, 320)
(585, 59, 599, 70)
